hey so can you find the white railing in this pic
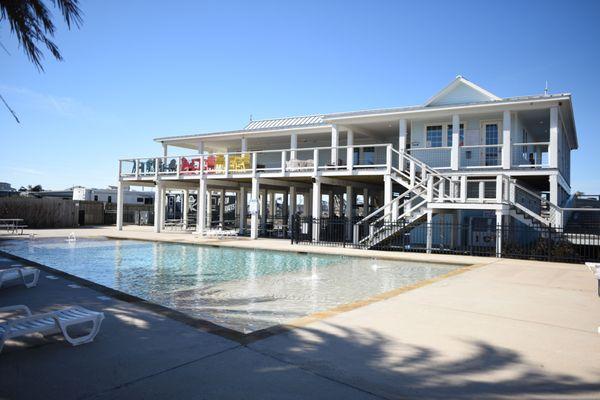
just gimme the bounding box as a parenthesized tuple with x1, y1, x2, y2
(511, 142, 549, 168)
(407, 147, 451, 169)
(119, 144, 391, 178)
(460, 144, 503, 168)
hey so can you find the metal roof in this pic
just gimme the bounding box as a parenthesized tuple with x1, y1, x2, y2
(323, 93, 571, 120)
(245, 115, 325, 130)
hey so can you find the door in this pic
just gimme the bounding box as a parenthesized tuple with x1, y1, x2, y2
(483, 122, 500, 166)
(78, 210, 85, 226)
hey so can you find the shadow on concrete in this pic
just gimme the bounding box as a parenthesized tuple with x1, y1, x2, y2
(252, 323, 600, 399)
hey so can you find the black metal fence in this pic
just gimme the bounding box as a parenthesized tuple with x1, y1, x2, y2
(290, 215, 600, 264)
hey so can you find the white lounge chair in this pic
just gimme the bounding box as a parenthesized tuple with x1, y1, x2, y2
(195, 229, 238, 239)
(0, 267, 40, 289)
(0, 305, 105, 353)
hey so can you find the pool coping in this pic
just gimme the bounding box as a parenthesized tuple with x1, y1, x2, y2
(0, 243, 488, 345)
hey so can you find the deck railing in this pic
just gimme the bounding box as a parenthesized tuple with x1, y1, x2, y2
(512, 142, 549, 168)
(119, 144, 391, 178)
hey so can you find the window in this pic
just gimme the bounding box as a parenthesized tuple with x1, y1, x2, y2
(107, 196, 112, 203)
(93, 195, 98, 201)
(137, 197, 144, 203)
(426, 125, 443, 147)
(484, 123, 499, 166)
(447, 123, 464, 146)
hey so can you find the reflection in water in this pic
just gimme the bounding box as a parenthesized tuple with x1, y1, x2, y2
(1, 238, 460, 333)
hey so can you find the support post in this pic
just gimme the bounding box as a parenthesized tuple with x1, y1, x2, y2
(251, 178, 259, 239)
(219, 190, 225, 228)
(346, 129, 354, 171)
(460, 176, 467, 202)
(116, 181, 124, 231)
(239, 186, 247, 232)
(241, 137, 247, 153)
(288, 186, 297, 232)
(154, 181, 161, 233)
(384, 174, 393, 221)
(502, 111, 511, 169)
(206, 190, 212, 228)
(399, 118, 407, 168)
(331, 125, 339, 165)
(362, 188, 369, 216)
(197, 178, 206, 234)
(451, 114, 460, 170)
(426, 210, 433, 254)
(549, 107, 559, 168)
(182, 189, 189, 229)
(496, 175, 503, 203)
(427, 175, 434, 203)
(312, 178, 321, 242)
(495, 210, 503, 257)
(345, 185, 354, 238)
(290, 133, 297, 160)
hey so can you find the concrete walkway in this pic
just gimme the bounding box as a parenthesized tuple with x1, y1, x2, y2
(1, 227, 599, 399)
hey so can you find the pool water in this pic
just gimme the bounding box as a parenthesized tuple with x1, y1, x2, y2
(1, 238, 461, 333)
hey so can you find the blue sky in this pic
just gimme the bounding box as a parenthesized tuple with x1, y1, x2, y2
(1, 0, 599, 192)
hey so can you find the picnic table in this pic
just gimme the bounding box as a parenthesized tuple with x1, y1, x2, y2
(0, 218, 27, 235)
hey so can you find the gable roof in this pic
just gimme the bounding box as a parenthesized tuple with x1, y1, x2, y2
(424, 76, 501, 107)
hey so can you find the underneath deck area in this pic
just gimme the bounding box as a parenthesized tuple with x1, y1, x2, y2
(1, 226, 599, 399)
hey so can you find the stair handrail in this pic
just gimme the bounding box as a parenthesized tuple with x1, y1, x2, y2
(355, 179, 429, 226)
(509, 179, 563, 226)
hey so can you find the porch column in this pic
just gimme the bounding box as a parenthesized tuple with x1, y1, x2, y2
(116, 181, 124, 231)
(282, 191, 289, 219)
(451, 114, 460, 170)
(159, 185, 166, 230)
(327, 191, 334, 217)
(346, 129, 354, 171)
(182, 189, 189, 229)
(502, 111, 511, 169)
(495, 210, 504, 257)
(460, 176, 467, 202)
(549, 106, 559, 168)
(268, 191, 275, 218)
(496, 175, 503, 203)
(206, 190, 212, 228)
(306, 189, 313, 217)
(363, 188, 369, 216)
(260, 189, 267, 232)
(250, 178, 260, 239)
(331, 125, 339, 165)
(290, 133, 298, 160)
(241, 137, 247, 153)
(239, 186, 247, 232)
(288, 186, 297, 228)
(219, 190, 225, 228)
(153, 181, 161, 233)
(384, 174, 393, 221)
(162, 143, 168, 157)
(399, 118, 408, 168)
(312, 177, 321, 241)
(426, 209, 433, 254)
(197, 178, 207, 234)
(346, 185, 354, 239)
(197, 141, 204, 154)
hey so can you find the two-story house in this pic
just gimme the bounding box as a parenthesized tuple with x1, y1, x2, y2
(116, 76, 577, 254)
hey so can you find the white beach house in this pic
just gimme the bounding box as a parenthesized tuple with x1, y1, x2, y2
(116, 76, 577, 251)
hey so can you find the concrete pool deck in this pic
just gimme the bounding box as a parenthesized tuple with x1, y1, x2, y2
(1, 227, 600, 399)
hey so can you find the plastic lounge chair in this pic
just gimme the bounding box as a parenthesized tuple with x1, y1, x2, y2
(0, 305, 105, 353)
(0, 267, 39, 289)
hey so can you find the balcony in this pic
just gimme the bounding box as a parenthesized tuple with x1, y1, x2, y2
(511, 142, 549, 168)
(119, 144, 390, 180)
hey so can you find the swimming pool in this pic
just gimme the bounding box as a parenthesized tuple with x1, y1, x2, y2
(1, 238, 462, 333)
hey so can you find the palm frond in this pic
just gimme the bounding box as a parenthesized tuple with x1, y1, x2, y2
(0, 0, 82, 71)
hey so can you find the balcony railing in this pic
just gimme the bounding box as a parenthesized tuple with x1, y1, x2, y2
(407, 147, 451, 169)
(460, 144, 503, 168)
(511, 142, 549, 168)
(119, 144, 390, 178)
